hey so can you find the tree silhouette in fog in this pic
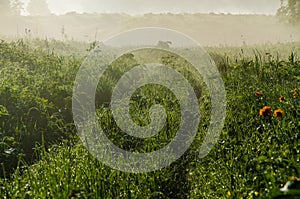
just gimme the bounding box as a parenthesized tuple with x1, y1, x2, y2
(277, 0, 300, 24)
(0, 0, 23, 15)
(0, 0, 10, 15)
(27, 0, 51, 16)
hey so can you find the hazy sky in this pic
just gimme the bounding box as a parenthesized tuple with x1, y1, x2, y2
(21, 0, 281, 15)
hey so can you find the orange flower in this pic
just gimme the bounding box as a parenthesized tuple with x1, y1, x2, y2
(274, 109, 284, 118)
(259, 106, 272, 117)
(279, 96, 285, 102)
(255, 92, 263, 97)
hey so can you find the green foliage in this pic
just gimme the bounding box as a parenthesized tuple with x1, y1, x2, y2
(0, 39, 299, 198)
(0, 39, 81, 176)
(277, 0, 300, 24)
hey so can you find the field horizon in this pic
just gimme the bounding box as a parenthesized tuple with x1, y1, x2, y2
(1, 13, 300, 46)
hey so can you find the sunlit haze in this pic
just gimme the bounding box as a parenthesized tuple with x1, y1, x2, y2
(20, 0, 281, 15)
(2, 0, 299, 46)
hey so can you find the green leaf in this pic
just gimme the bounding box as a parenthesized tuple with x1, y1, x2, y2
(0, 105, 9, 116)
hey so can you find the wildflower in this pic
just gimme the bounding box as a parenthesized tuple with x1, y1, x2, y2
(279, 96, 285, 102)
(227, 191, 231, 197)
(290, 176, 300, 181)
(291, 89, 298, 98)
(255, 91, 263, 97)
(256, 124, 265, 133)
(259, 106, 272, 117)
(254, 191, 259, 197)
(280, 177, 300, 192)
(274, 109, 284, 118)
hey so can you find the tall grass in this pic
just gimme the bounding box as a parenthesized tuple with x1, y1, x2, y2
(0, 39, 299, 198)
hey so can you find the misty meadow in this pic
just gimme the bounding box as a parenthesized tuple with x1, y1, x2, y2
(0, 0, 300, 198)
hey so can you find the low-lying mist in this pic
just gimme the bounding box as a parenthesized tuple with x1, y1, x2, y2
(1, 13, 300, 46)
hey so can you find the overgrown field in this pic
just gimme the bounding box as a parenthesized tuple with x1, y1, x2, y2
(0, 39, 299, 198)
